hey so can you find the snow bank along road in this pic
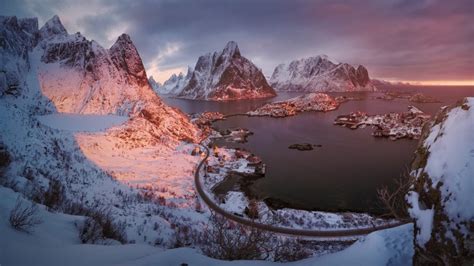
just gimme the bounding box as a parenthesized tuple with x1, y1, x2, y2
(194, 143, 411, 238)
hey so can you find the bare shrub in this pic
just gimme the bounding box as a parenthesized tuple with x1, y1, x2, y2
(9, 197, 42, 233)
(77, 208, 127, 244)
(199, 212, 272, 260)
(377, 170, 415, 219)
(43, 179, 65, 209)
(273, 238, 311, 262)
(244, 199, 259, 219)
(78, 217, 103, 243)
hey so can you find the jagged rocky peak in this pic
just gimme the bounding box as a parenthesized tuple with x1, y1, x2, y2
(109, 33, 148, 86)
(221, 40, 240, 57)
(270, 55, 376, 92)
(39, 15, 67, 40)
(177, 41, 276, 101)
(0, 16, 39, 56)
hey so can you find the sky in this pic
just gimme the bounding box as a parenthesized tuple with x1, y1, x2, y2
(1, 0, 473, 85)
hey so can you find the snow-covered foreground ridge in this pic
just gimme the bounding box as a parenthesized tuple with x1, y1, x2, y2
(0, 187, 414, 266)
(407, 97, 474, 264)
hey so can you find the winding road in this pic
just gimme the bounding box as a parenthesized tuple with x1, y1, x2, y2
(194, 143, 411, 238)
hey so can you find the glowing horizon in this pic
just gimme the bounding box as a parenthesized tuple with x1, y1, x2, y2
(377, 79, 474, 87)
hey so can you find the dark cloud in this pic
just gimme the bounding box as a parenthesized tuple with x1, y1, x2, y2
(1, 0, 473, 83)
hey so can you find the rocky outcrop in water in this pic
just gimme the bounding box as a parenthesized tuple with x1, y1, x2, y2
(334, 106, 431, 140)
(247, 93, 339, 118)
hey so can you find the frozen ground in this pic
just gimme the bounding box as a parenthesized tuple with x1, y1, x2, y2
(36, 114, 129, 132)
(0, 187, 413, 266)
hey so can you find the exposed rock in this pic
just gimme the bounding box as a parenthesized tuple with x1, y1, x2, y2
(247, 93, 339, 117)
(407, 97, 474, 265)
(218, 128, 253, 143)
(270, 55, 376, 92)
(288, 143, 313, 151)
(408, 93, 440, 103)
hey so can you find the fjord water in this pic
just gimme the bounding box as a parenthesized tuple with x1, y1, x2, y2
(162, 86, 474, 214)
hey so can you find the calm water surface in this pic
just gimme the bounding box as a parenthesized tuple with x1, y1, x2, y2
(161, 86, 474, 213)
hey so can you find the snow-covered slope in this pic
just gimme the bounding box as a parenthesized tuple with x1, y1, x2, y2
(176, 41, 276, 101)
(154, 66, 193, 95)
(270, 55, 376, 92)
(0, 186, 414, 266)
(407, 97, 473, 265)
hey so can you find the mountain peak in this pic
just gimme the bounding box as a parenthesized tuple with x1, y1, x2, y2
(109, 33, 148, 86)
(39, 15, 67, 39)
(117, 33, 132, 43)
(222, 41, 240, 57)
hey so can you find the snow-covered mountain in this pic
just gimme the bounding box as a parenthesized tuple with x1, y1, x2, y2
(0, 15, 204, 247)
(176, 41, 276, 101)
(148, 75, 161, 92)
(270, 55, 376, 92)
(1, 15, 198, 142)
(153, 66, 193, 95)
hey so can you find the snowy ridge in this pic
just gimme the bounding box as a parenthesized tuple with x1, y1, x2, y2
(407, 97, 473, 264)
(173, 41, 276, 101)
(270, 55, 376, 92)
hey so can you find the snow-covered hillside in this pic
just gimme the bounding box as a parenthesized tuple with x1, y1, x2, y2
(407, 97, 474, 265)
(0, 186, 414, 266)
(270, 55, 376, 92)
(0, 14, 205, 249)
(172, 41, 276, 101)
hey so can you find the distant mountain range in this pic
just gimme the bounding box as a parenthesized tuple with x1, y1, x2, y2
(152, 53, 379, 99)
(269, 55, 376, 92)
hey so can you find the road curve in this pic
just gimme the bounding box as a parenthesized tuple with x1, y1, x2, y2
(194, 143, 411, 238)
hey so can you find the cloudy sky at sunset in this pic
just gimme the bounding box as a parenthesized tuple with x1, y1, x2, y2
(1, 0, 473, 85)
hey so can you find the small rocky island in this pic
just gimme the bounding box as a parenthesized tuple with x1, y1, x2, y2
(408, 93, 441, 103)
(288, 143, 322, 151)
(218, 128, 253, 143)
(334, 106, 431, 140)
(247, 93, 339, 118)
(376, 91, 440, 103)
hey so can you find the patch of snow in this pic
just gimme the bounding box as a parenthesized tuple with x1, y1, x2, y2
(36, 114, 128, 132)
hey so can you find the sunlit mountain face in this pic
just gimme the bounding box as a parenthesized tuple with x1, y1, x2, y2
(0, 1, 473, 265)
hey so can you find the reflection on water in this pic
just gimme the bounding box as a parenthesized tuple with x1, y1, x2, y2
(161, 86, 474, 213)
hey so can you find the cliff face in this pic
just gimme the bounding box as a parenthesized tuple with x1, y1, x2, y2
(407, 97, 474, 265)
(270, 55, 376, 92)
(177, 41, 276, 101)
